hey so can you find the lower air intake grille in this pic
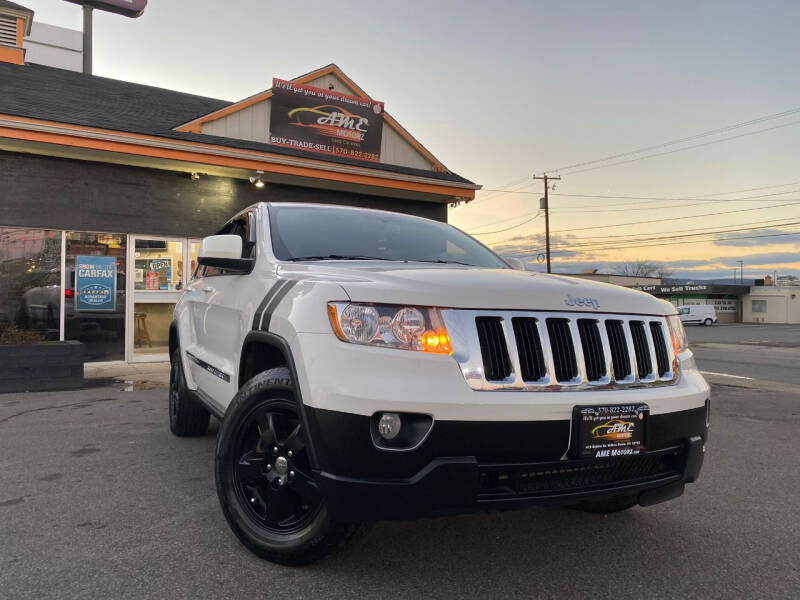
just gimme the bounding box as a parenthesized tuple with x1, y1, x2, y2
(476, 317, 511, 381)
(512, 317, 546, 382)
(629, 321, 653, 378)
(478, 447, 682, 498)
(605, 320, 631, 381)
(547, 318, 578, 382)
(650, 322, 671, 376)
(577, 319, 606, 381)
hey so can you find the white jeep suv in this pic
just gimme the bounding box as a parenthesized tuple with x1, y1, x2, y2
(169, 202, 710, 565)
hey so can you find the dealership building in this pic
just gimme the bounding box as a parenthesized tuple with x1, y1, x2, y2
(0, 1, 477, 363)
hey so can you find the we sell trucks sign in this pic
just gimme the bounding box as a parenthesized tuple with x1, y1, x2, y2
(75, 256, 117, 312)
(269, 78, 384, 162)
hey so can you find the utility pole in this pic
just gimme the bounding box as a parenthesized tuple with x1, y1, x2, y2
(737, 260, 744, 284)
(82, 5, 93, 74)
(533, 174, 560, 274)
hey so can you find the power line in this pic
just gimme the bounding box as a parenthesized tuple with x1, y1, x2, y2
(550, 201, 800, 234)
(550, 188, 800, 203)
(554, 118, 800, 177)
(462, 184, 800, 231)
(551, 221, 800, 250)
(549, 228, 800, 254)
(469, 212, 542, 235)
(501, 226, 800, 256)
(558, 216, 800, 243)
(495, 218, 800, 252)
(542, 105, 800, 174)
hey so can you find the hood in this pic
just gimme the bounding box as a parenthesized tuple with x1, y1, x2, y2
(279, 262, 674, 315)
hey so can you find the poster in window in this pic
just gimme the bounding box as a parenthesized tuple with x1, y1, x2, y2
(75, 255, 117, 312)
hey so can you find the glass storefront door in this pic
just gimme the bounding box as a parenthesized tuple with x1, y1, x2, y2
(127, 236, 186, 362)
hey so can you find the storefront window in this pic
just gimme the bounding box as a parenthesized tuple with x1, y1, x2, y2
(752, 300, 767, 313)
(65, 232, 126, 361)
(134, 239, 184, 290)
(0, 228, 62, 342)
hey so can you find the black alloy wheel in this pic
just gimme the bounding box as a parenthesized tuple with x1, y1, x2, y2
(215, 367, 362, 565)
(168, 349, 210, 436)
(232, 401, 322, 533)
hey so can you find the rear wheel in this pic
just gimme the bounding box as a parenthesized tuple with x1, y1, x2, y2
(215, 368, 362, 565)
(169, 350, 210, 436)
(571, 495, 638, 514)
(703, 318, 713, 326)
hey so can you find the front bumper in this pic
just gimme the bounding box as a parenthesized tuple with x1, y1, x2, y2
(316, 436, 705, 522)
(309, 405, 708, 522)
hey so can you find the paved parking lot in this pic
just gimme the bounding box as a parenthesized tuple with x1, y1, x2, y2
(687, 323, 800, 388)
(1, 323, 798, 599)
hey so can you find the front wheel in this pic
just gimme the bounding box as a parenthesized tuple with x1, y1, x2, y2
(215, 368, 362, 565)
(703, 318, 713, 326)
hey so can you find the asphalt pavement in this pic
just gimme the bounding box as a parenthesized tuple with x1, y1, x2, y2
(1, 324, 799, 599)
(687, 323, 800, 388)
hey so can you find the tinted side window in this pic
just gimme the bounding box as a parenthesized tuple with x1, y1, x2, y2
(198, 213, 255, 277)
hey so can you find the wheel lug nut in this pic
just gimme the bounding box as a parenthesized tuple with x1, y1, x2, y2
(289, 470, 294, 478)
(273, 446, 279, 454)
(287, 450, 293, 457)
(266, 464, 271, 471)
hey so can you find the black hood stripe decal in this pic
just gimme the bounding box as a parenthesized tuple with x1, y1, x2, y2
(260, 280, 298, 331)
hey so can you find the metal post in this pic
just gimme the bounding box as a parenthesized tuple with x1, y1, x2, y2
(533, 174, 560, 274)
(737, 260, 744, 284)
(82, 5, 93, 74)
(544, 178, 551, 274)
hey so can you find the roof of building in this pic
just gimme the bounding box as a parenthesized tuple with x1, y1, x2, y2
(0, 0, 33, 13)
(0, 62, 472, 184)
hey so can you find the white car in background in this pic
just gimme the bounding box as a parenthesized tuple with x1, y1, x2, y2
(678, 305, 718, 326)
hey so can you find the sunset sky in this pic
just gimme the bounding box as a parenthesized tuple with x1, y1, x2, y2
(22, 0, 800, 280)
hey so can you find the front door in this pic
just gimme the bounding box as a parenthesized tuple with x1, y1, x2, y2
(127, 236, 186, 362)
(184, 213, 257, 410)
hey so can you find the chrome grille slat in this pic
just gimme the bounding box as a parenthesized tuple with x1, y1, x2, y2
(443, 310, 678, 392)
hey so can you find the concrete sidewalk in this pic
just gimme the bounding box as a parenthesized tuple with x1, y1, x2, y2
(84, 361, 169, 389)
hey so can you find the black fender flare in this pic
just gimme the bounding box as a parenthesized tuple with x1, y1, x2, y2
(237, 330, 321, 471)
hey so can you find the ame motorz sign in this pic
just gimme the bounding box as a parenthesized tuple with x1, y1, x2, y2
(269, 78, 385, 162)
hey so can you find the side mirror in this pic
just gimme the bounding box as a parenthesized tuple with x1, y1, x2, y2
(197, 235, 254, 272)
(503, 256, 526, 271)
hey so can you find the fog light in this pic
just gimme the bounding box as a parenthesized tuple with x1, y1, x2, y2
(378, 412, 402, 440)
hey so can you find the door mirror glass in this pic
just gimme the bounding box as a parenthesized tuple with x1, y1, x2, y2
(199, 235, 242, 260)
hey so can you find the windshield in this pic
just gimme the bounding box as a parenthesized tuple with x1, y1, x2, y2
(268, 205, 509, 268)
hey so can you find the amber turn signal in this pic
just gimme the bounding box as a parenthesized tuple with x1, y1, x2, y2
(420, 329, 452, 354)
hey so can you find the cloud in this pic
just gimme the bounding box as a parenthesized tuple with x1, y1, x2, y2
(713, 229, 800, 247)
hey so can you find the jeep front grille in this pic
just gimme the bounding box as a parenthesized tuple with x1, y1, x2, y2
(442, 310, 678, 391)
(475, 316, 512, 381)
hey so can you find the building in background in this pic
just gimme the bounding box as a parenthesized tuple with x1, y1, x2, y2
(24, 20, 82, 71)
(0, 1, 478, 364)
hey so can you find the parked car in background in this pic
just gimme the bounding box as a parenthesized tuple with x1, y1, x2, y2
(678, 305, 718, 326)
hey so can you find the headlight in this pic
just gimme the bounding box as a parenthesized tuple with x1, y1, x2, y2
(666, 315, 688, 355)
(328, 302, 452, 354)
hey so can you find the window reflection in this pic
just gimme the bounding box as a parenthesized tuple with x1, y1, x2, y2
(0, 228, 62, 341)
(65, 232, 126, 361)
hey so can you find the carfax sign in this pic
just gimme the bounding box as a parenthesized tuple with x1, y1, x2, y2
(75, 256, 117, 312)
(268, 78, 384, 162)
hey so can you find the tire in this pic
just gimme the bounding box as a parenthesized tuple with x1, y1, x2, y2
(169, 350, 210, 436)
(215, 367, 362, 565)
(571, 495, 638, 514)
(703, 318, 713, 327)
